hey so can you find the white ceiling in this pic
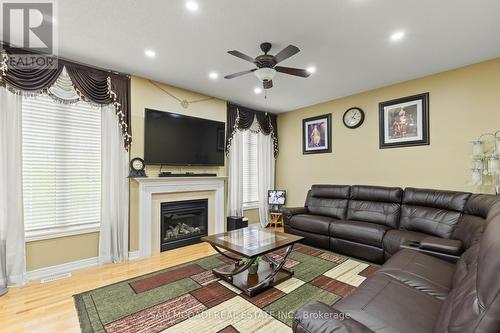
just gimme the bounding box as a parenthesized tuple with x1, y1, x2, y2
(56, 0, 500, 113)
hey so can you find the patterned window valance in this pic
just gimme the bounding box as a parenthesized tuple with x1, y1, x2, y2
(226, 102, 279, 158)
(0, 45, 131, 149)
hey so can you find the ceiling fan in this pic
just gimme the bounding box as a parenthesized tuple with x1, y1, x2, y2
(224, 42, 311, 89)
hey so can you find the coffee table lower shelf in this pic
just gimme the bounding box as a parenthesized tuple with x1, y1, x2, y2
(213, 261, 294, 297)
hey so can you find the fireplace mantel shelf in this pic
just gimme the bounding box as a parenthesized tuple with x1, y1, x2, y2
(132, 176, 227, 183)
(132, 176, 226, 259)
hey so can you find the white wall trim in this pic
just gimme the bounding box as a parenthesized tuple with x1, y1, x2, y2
(133, 176, 227, 259)
(27, 256, 99, 281)
(26, 251, 142, 281)
(128, 251, 140, 260)
(25, 222, 100, 242)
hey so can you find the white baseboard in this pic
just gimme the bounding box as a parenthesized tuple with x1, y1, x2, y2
(27, 256, 99, 281)
(27, 251, 142, 281)
(128, 251, 140, 260)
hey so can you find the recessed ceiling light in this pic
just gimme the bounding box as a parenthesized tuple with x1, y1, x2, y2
(208, 72, 219, 80)
(144, 49, 156, 58)
(307, 66, 316, 74)
(185, 1, 199, 11)
(390, 31, 405, 42)
(254, 87, 262, 94)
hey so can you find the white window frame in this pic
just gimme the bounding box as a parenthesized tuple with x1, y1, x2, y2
(25, 222, 101, 242)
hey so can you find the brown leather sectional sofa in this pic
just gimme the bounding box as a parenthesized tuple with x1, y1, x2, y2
(284, 185, 500, 333)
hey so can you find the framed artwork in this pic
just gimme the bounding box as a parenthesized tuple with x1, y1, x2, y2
(302, 114, 332, 154)
(379, 93, 429, 149)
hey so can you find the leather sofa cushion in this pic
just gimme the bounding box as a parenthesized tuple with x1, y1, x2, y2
(350, 185, 403, 203)
(330, 238, 384, 264)
(293, 301, 374, 333)
(419, 236, 463, 255)
(284, 225, 331, 249)
(307, 185, 350, 219)
(347, 200, 401, 229)
(307, 197, 348, 220)
(377, 249, 455, 300)
(452, 214, 485, 249)
(310, 184, 350, 198)
(403, 187, 471, 211)
(382, 229, 429, 256)
(463, 193, 500, 218)
(289, 214, 336, 235)
(335, 273, 442, 333)
(400, 205, 462, 238)
(330, 220, 390, 247)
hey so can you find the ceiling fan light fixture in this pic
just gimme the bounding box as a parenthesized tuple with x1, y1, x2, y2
(254, 68, 276, 82)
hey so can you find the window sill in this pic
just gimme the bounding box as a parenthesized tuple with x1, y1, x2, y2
(25, 222, 101, 242)
(243, 202, 260, 210)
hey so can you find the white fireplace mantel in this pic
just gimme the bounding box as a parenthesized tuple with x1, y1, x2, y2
(133, 176, 226, 258)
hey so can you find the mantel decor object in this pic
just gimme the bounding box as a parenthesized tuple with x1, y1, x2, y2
(470, 131, 500, 195)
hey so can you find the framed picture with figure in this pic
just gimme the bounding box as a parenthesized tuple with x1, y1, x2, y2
(379, 93, 429, 149)
(302, 114, 332, 154)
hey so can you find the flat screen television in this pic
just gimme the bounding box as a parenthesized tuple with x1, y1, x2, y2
(144, 109, 225, 166)
(268, 190, 286, 205)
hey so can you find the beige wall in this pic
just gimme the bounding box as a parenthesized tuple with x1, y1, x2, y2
(243, 208, 260, 225)
(276, 58, 500, 207)
(26, 232, 99, 271)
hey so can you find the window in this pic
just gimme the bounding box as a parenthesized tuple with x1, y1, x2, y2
(242, 130, 258, 208)
(22, 94, 101, 239)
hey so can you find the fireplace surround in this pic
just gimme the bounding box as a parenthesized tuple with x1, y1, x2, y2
(160, 199, 208, 251)
(133, 176, 226, 259)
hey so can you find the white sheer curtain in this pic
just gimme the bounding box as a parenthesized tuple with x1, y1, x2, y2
(99, 105, 129, 263)
(257, 132, 275, 228)
(227, 130, 244, 217)
(0, 87, 26, 291)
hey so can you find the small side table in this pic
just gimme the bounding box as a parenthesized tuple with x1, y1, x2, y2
(269, 212, 283, 230)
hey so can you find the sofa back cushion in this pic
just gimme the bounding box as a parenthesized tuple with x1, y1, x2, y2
(453, 194, 500, 249)
(400, 188, 471, 238)
(347, 185, 403, 228)
(306, 185, 350, 220)
(433, 202, 500, 333)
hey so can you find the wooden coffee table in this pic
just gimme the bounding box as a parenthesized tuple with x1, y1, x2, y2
(201, 226, 303, 297)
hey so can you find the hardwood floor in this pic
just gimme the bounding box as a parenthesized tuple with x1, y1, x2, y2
(0, 227, 283, 333)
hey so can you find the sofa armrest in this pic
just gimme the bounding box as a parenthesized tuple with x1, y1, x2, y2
(282, 207, 308, 224)
(293, 301, 374, 333)
(419, 237, 463, 255)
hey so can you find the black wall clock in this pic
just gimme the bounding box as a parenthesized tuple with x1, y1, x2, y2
(129, 157, 147, 178)
(343, 107, 365, 129)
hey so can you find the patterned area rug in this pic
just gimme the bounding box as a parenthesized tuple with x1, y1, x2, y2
(74, 244, 378, 333)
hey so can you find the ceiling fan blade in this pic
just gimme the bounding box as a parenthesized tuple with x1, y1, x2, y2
(263, 80, 273, 89)
(275, 66, 310, 77)
(224, 68, 257, 79)
(273, 45, 300, 63)
(227, 50, 255, 63)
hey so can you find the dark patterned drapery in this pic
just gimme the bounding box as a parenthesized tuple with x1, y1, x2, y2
(0, 45, 131, 149)
(226, 102, 279, 158)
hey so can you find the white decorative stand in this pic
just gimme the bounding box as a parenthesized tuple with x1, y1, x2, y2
(133, 176, 226, 259)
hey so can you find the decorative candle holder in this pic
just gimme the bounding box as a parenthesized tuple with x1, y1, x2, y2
(470, 131, 500, 194)
(472, 140, 483, 158)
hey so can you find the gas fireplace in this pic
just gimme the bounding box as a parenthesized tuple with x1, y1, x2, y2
(160, 199, 208, 251)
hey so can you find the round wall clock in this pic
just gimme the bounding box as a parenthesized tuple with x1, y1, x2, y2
(343, 107, 365, 129)
(129, 157, 147, 178)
